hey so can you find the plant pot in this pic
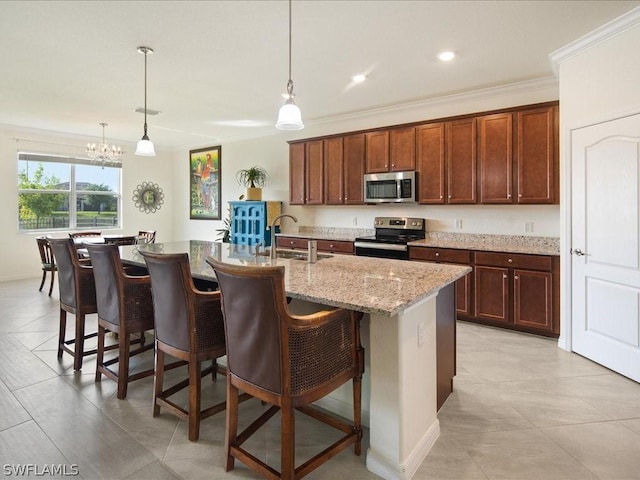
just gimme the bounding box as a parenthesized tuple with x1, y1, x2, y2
(245, 187, 262, 201)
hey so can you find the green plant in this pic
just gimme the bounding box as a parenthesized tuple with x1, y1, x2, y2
(236, 166, 269, 188)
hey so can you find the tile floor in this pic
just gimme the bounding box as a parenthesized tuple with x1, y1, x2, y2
(2, 278, 640, 479)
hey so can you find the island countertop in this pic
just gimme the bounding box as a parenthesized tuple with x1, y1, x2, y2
(123, 240, 470, 317)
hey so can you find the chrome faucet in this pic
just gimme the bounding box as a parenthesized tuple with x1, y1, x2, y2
(270, 214, 298, 259)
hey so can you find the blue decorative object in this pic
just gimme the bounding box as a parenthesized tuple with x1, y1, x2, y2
(230, 201, 281, 246)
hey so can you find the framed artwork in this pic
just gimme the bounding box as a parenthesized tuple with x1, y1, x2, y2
(190, 145, 221, 220)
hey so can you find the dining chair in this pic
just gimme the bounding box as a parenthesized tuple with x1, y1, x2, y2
(206, 258, 364, 480)
(140, 251, 230, 441)
(85, 243, 155, 399)
(47, 237, 101, 371)
(36, 236, 57, 296)
(136, 230, 156, 244)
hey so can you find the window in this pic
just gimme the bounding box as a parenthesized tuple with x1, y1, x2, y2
(17, 152, 122, 232)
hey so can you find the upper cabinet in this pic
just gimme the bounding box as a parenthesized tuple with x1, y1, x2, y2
(447, 118, 477, 204)
(324, 137, 344, 205)
(389, 127, 416, 172)
(289, 101, 559, 206)
(416, 123, 446, 203)
(289, 140, 324, 205)
(365, 128, 416, 173)
(476, 105, 558, 204)
(516, 106, 558, 204)
(478, 113, 513, 203)
(365, 131, 389, 173)
(289, 143, 305, 205)
(343, 134, 366, 204)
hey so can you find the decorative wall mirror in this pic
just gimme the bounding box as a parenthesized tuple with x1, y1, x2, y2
(133, 181, 164, 214)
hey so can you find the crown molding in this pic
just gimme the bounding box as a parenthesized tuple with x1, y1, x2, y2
(549, 6, 640, 76)
(310, 76, 558, 127)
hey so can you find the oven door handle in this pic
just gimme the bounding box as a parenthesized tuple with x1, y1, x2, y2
(354, 241, 407, 252)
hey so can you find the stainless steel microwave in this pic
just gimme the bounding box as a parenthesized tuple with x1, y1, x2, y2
(363, 171, 416, 203)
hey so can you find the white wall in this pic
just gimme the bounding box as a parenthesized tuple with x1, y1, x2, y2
(554, 8, 640, 349)
(0, 125, 174, 282)
(173, 79, 561, 241)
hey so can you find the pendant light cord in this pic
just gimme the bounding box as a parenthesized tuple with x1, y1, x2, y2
(143, 49, 148, 136)
(288, 0, 292, 84)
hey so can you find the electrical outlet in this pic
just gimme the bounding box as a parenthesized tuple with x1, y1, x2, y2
(353, 217, 358, 226)
(524, 221, 534, 233)
(417, 321, 425, 347)
(455, 219, 463, 230)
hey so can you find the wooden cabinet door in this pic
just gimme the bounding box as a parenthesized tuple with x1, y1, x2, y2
(446, 119, 477, 203)
(365, 131, 390, 173)
(343, 134, 365, 204)
(516, 106, 556, 204)
(474, 265, 509, 324)
(456, 274, 472, 317)
(416, 123, 446, 204)
(305, 140, 324, 204)
(389, 127, 416, 171)
(478, 113, 513, 203)
(324, 137, 344, 204)
(513, 269, 553, 332)
(289, 143, 305, 205)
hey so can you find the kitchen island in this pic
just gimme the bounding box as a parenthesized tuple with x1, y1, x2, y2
(121, 240, 470, 480)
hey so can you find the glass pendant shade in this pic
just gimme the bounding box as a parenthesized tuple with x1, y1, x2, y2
(276, 98, 304, 130)
(135, 135, 156, 156)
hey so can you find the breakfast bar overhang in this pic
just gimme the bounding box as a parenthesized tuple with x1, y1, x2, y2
(121, 241, 471, 480)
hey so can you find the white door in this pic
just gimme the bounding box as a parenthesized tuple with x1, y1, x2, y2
(571, 113, 640, 382)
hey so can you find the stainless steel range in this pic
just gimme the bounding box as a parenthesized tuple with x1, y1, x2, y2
(354, 217, 425, 260)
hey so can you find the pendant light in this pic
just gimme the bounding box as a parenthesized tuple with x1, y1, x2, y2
(135, 46, 156, 156)
(275, 0, 304, 130)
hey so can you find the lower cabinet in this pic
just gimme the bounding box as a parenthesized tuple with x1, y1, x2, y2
(410, 246, 559, 337)
(276, 236, 354, 255)
(409, 247, 472, 317)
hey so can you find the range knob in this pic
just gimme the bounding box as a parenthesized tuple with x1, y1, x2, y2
(411, 221, 418, 226)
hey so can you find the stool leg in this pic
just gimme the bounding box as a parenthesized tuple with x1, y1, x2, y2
(281, 402, 295, 480)
(39, 270, 46, 292)
(153, 347, 164, 417)
(48, 270, 55, 296)
(188, 359, 202, 441)
(117, 330, 130, 400)
(58, 309, 66, 359)
(74, 313, 85, 371)
(224, 375, 238, 472)
(95, 324, 105, 382)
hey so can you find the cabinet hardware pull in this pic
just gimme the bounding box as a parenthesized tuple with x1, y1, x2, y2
(503, 274, 508, 279)
(440, 195, 443, 199)
(435, 252, 440, 256)
(514, 275, 519, 280)
(518, 194, 522, 197)
(507, 194, 511, 198)
(508, 258, 513, 263)
(570, 248, 589, 256)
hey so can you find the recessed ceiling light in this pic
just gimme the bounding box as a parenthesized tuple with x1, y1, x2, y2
(352, 74, 367, 83)
(438, 51, 456, 62)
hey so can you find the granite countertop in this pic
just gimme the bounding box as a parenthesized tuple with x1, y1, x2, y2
(276, 226, 374, 242)
(408, 232, 560, 256)
(277, 227, 560, 256)
(123, 240, 470, 317)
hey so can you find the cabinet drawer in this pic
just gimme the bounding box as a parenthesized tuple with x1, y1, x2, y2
(474, 251, 551, 271)
(276, 236, 309, 250)
(317, 239, 353, 254)
(410, 247, 471, 264)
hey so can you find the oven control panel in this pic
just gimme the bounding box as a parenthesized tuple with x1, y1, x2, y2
(374, 217, 424, 230)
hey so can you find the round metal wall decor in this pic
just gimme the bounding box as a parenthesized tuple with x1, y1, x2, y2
(132, 181, 164, 214)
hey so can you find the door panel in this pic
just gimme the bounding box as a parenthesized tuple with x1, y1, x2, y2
(571, 113, 640, 382)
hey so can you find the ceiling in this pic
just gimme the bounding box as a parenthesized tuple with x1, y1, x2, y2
(1, 1, 638, 149)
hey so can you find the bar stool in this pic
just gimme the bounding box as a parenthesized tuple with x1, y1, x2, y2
(207, 258, 364, 480)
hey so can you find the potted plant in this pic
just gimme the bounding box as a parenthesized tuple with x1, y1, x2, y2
(236, 166, 269, 201)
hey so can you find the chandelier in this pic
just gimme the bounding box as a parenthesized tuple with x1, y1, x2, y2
(86, 122, 123, 166)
